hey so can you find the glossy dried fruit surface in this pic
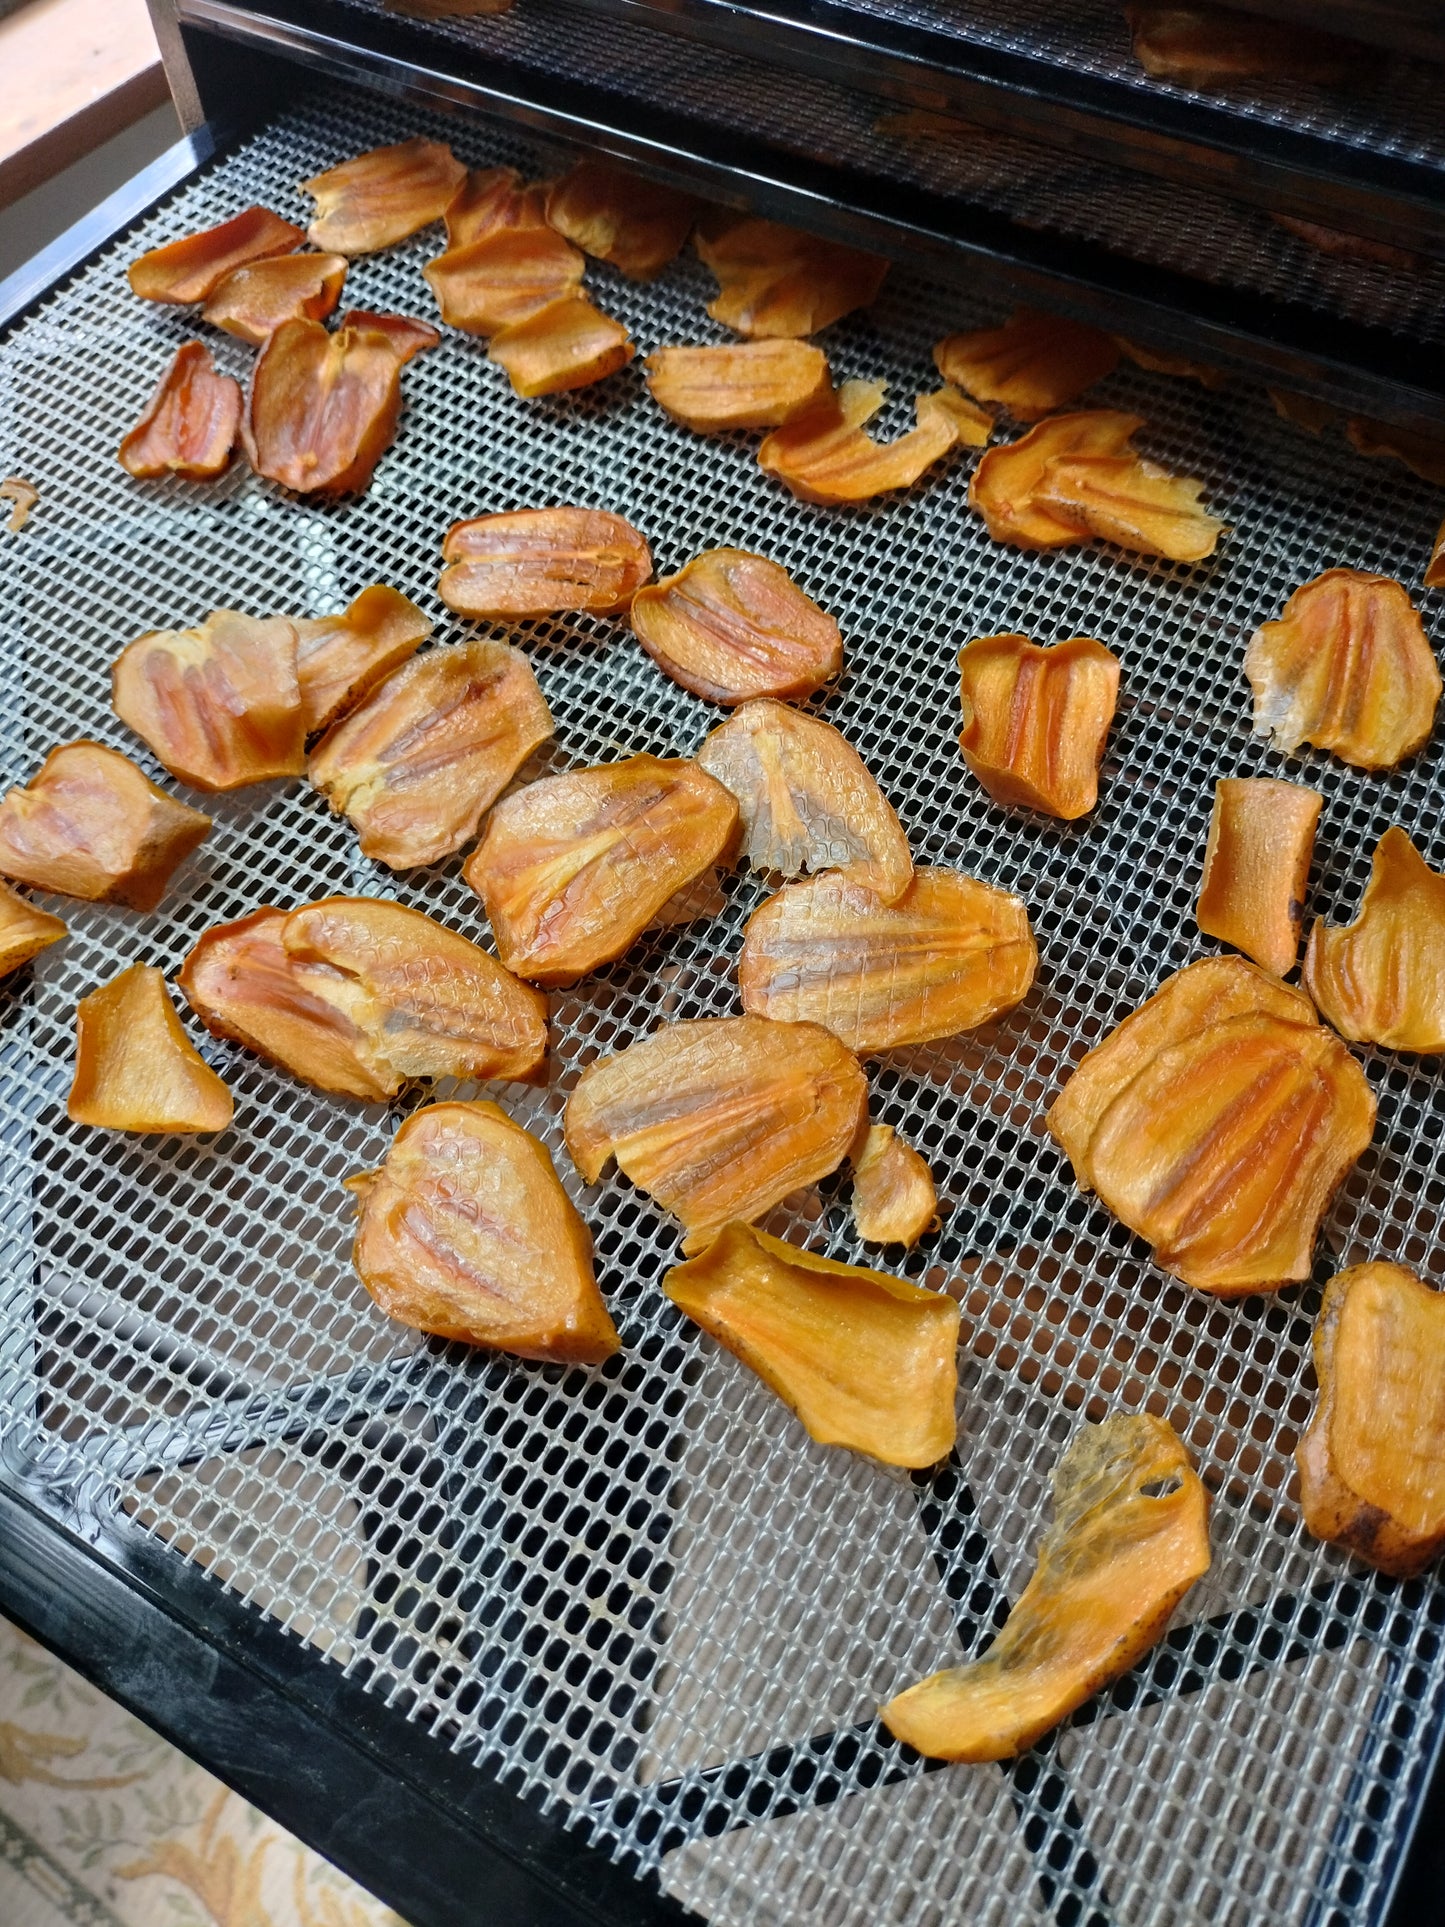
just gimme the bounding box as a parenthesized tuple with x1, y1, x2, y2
(546, 161, 699, 279)
(488, 294, 634, 398)
(696, 217, 888, 337)
(202, 252, 348, 345)
(968, 410, 1141, 548)
(1034, 451, 1223, 562)
(128, 206, 303, 303)
(663, 1222, 958, 1466)
(1197, 777, 1321, 977)
(632, 551, 842, 706)
(303, 138, 467, 253)
(696, 700, 909, 899)
(295, 585, 432, 733)
(1304, 827, 1445, 1052)
(564, 1013, 868, 1254)
(422, 225, 584, 333)
(957, 633, 1120, 820)
(0, 883, 66, 979)
(759, 380, 990, 505)
(118, 341, 242, 482)
(349, 1100, 618, 1362)
(851, 1124, 937, 1247)
(463, 755, 738, 985)
(933, 309, 1119, 420)
(113, 610, 305, 792)
(1125, 3, 1363, 85)
(1245, 569, 1440, 770)
(309, 639, 554, 869)
(645, 341, 831, 433)
(0, 743, 209, 911)
(882, 1415, 1209, 1760)
(443, 167, 541, 246)
(740, 867, 1037, 1053)
(68, 963, 232, 1134)
(439, 508, 652, 620)
(1298, 1263, 1445, 1578)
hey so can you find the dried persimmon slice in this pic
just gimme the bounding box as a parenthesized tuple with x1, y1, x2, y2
(488, 293, 634, 398)
(1124, 3, 1364, 86)
(759, 380, 989, 505)
(1428, 518, 1445, 591)
(294, 585, 432, 733)
(129, 206, 303, 303)
(1196, 777, 1321, 978)
(546, 160, 700, 279)
(851, 1125, 937, 1247)
(68, 964, 232, 1134)
(1033, 451, 1223, 562)
(202, 252, 349, 345)
(696, 216, 888, 338)
(0, 883, 65, 979)
(439, 507, 652, 619)
(1345, 418, 1445, 488)
(933, 308, 1118, 420)
(442, 167, 539, 246)
(631, 550, 842, 705)
(645, 341, 831, 433)
(422, 225, 584, 333)
(968, 410, 1141, 548)
(957, 633, 1120, 819)
(1303, 827, 1445, 1052)
(303, 138, 467, 253)
(118, 342, 242, 482)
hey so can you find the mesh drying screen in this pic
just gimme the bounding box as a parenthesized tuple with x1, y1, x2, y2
(2, 79, 1445, 1927)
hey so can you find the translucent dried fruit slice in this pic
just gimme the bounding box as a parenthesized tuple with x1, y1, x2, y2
(243, 310, 440, 496)
(740, 867, 1037, 1053)
(631, 550, 842, 705)
(1113, 338, 1226, 388)
(309, 639, 554, 869)
(664, 1221, 958, 1466)
(443, 168, 542, 247)
(1124, 3, 1364, 86)
(957, 633, 1120, 820)
(546, 161, 700, 279)
(645, 341, 832, 433)
(438, 507, 652, 620)
(1303, 827, 1445, 1052)
(968, 410, 1141, 548)
(422, 226, 584, 333)
(851, 1124, 937, 1247)
(118, 341, 242, 482)
(696, 700, 910, 900)
(348, 1100, 618, 1361)
(933, 309, 1118, 421)
(295, 585, 432, 733)
(1196, 777, 1321, 977)
(303, 138, 467, 253)
(695, 217, 888, 338)
(113, 610, 305, 792)
(128, 206, 303, 303)
(1034, 452, 1223, 562)
(0, 883, 66, 979)
(882, 1414, 1209, 1760)
(68, 964, 232, 1134)
(463, 755, 739, 986)
(488, 293, 634, 398)
(1345, 418, 1445, 488)
(0, 743, 209, 911)
(1298, 1263, 1445, 1578)
(564, 1013, 868, 1254)
(1245, 569, 1441, 770)
(201, 252, 348, 345)
(759, 380, 990, 505)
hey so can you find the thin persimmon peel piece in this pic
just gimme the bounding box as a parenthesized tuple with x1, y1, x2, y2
(1304, 827, 1445, 1052)
(68, 963, 232, 1133)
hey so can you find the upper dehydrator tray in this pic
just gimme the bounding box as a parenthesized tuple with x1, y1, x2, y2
(3, 74, 1445, 1927)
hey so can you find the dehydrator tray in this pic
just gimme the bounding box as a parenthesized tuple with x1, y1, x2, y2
(3, 74, 1445, 1927)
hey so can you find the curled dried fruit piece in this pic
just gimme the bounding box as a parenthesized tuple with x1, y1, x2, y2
(202, 252, 348, 345)
(1428, 519, 1445, 591)
(851, 1124, 937, 1247)
(1245, 569, 1440, 770)
(0, 743, 208, 910)
(934, 309, 1119, 421)
(69, 964, 232, 1134)
(0, 883, 65, 978)
(1298, 1263, 1445, 1578)
(118, 342, 242, 482)
(696, 700, 910, 900)
(1035, 451, 1223, 562)
(295, 585, 432, 733)
(129, 206, 303, 304)
(1113, 338, 1226, 388)
(1124, 3, 1364, 86)
(696, 217, 887, 338)
(1, 479, 38, 531)
(309, 639, 554, 869)
(664, 1222, 958, 1466)
(1303, 827, 1445, 1052)
(463, 755, 738, 986)
(759, 380, 990, 505)
(957, 633, 1120, 820)
(1048, 956, 1375, 1295)
(303, 139, 467, 253)
(349, 1100, 618, 1362)
(546, 161, 699, 279)
(422, 225, 584, 333)
(488, 292, 634, 397)
(632, 551, 842, 705)
(565, 1013, 867, 1254)
(970, 410, 1141, 549)
(882, 1415, 1210, 1760)
(645, 341, 831, 433)
(741, 868, 1036, 1054)
(1345, 418, 1445, 489)
(1197, 777, 1321, 977)
(439, 507, 652, 620)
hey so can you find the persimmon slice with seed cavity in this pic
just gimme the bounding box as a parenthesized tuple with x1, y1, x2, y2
(696, 217, 888, 338)
(295, 585, 432, 733)
(645, 341, 831, 433)
(851, 1124, 937, 1247)
(68, 963, 232, 1133)
(129, 206, 303, 303)
(1196, 777, 1321, 978)
(202, 252, 348, 345)
(422, 225, 584, 333)
(439, 507, 652, 620)
(1303, 827, 1445, 1052)
(957, 633, 1120, 820)
(968, 410, 1140, 548)
(631, 551, 842, 705)
(488, 293, 634, 398)
(118, 342, 242, 481)
(303, 139, 466, 254)
(546, 161, 700, 279)
(933, 308, 1119, 420)
(759, 380, 990, 505)
(0, 883, 65, 979)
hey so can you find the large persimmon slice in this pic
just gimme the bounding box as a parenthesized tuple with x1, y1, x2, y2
(632, 552, 842, 705)
(645, 341, 831, 433)
(438, 507, 652, 620)
(302, 139, 466, 253)
(957, 633, 1120, 819)
(968, 410, 1140, 548)
(128, 206, 303, 303)
(1196, 777, 1321, 977)
(546, 161, 700, 279)
(68, 963, 232, 1133)
(294, 585, 432, 733)
(202, 252, 348, 345)
(422, 225, 584, 333)
(1304, 827, 1445, 1052)
(488, 292, 634, 398)
(933, 308, 1119, 420)
(118, 342, 242, 482)
(442, 167, 542, 247)
(695, 216, 888, 337)
(759, 379, 989, 505)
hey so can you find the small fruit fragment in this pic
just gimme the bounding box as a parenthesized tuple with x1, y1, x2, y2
(546, 161, 700, 279)
(1, 478, 38, 531)
(1272, 216, 1420, 273)
(968, 410, 1141, 548)
(294, 586, 432, 733)
(1113, 338, 1227, 388)
(933, 309, 1119, 421)
(302, 138, 467, 254)
(1344, 418, 1445, 489)
(631, 550, 842, 705)
(664, 1221, 958, 1466)
(1303, 827, 1445, 1052)
(759, 380, 990, 505)
(1196, 777, 1321, 977)
(118, 341, 242, 481)
(463, 754, 739, 985)
(113, 610, 305, 792)
(128, 206, 303, 303)
(438, 507, 652, 620)
(422, 225, 584, 333)
(1245, 569, 1440, 770)
(68, 964, 232, 1133)
(0, 883, 66, 978)
(309, 639, 554, 869)
(696, 216, 888, 338)
(1047, 956, 1375, 1295)
(696, 700, 910, 900)
(882, 1414, 1210, 1760)
(645, 341, 832, 433)
(348, 1100, 618, 1362)
(957, 633, 1120, 820)
(488, 293, 634, 397)
(202, 252, 349, 345)
(564, 1013, 868, 1254)
(1269, 389, 1335, 436)
(442, 168, 542, 247)
(1034, 452, 1223, 563)
(1298, 1263, 1445, 1579)
(851, 1124, 937, 1247)
(1124, 3, 1364, 86)
(1427, 519, 1445, 591)
(0, 743, 209, 910)
(740, 868, 1037, 1054)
